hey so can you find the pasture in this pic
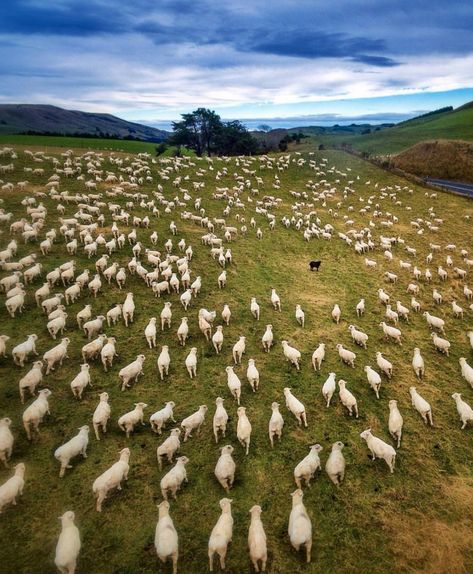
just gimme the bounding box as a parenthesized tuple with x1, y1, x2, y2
(0, 144, 472, 574)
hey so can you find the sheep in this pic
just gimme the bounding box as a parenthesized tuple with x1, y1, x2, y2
(161, 456, 189, 500)
(288, 489, 312, 563)
(5, 290, 26, 317)
(64, 282, 81, 305)
(431, 332, 450, 356)
(83, 315, 106, 340)
(92, 392, 111, 440)
(364, 366, 382, 398)
(0, 463, 25, 514)
(226, 366, 242, 405)
(409, 387, 433, 426)
(118, 354, 146, 391)
(348, 325, 368, 348)
(311, 343, 325, 371)
(100, 337, 118, 372)
(88, 274, 102, 297)
(246, 358, 259, 392)
(42, 293, 64, 315)
(396, 300, 410, 322)
(212, 325, 224, 354)
(388, 400, 403, 448)
(157, 345, 171, 380)
(376, 351, 393, 378)
(262, 324, 273, 352)
(76, 304, 92, 328)
(118, 402, 148, 438)
(82, 334, 107, 363)
(105, 304, 123, 328)
(208, 498, 233, 572)
(233, 336, 246, 364)
(236, 406, 252, 455)
(68, 364, 91, 399)
(336, 343, 356, 368)
(155, 501, 179, 574)
(459, 358, 473, 388)
(0, 418, 14, 468)
(144, 317, 157, 348)
(184, 347, 197, 378)
(54, 426, 89, 478)
(218, 270, 227, 288)
(18, 360, 43, 403)
(411, 297, 421, 312)
(247, 505, 267, 573)
(322, 372, 336, 407)
(338, 380, 358, 417)
(55, 513, 83, 574)
(281, 340, 301, 370)
(295, 304, 305, 327)
(325, 441, 346, 486)
(157, 429, 181, 470)
(181, 405, 207, 441)
(451, 393, 473, 429)
(423, 311, 445, 334)
(283, 387, 307, 427)
(268, 402, 284, 448)
(22, 388, 52, 440)
(451, 300, 464, 318)
(152, 280, 170, 298)
(221, 304, 231, 325)
(294, 444, 323, 488)
(161, 302, 172, 331)
(356, 298, 365, 317)
(270, 288, 281, 311)
(35, 282, 50, 306)
(360, 429, 396, 473)
(331, 303, 341, 323)
(469, 331, 473, 350)
(176, 317, 189, 347)
(150, 401, 176, 434)
(12, 334, 39, 367)
(412, 347, 425, 379)
(92, 448, 130, 512)
(379, 322, 402, 345)
(250, 297, 260, 320)
(385, 305, 399, 325)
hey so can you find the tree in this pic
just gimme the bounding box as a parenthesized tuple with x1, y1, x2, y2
(215, 120, 259, 156)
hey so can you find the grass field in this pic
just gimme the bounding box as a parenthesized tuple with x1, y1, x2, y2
(0, 145, 472, 574)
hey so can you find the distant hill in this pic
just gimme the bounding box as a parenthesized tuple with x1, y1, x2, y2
(0, 104, 169, 142)
(391, 139, 473, 182)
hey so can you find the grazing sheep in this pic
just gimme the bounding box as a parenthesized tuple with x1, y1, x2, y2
(288, 489, 312, 563)
(364, 366, 382, 398)
(431, 332, 450, 356)
(161, 302, 172, 331)
(451, 393, 473, 429)
(218, 270, 227, 289)
(54, 426, 89, 477)
(325, 442, 346, 486)
(118, 403, 148, 438)
(270, 288, 281, 311)
(412, 348, 425, 379)
(70, 364, 92, 399)
(106, 304, 122, 327)
(0, 418, 14, 468)
(232, 336, 246, 364)
(18, 360, 43, 403)
(12, 334, 39, 367)
(100, 337, 118, 372)
(250, 297, 260, 320)
(311, 343, 325, 371)
(93, 448, 130, 512)
(268, 402, 284, 448)
(0, 334, 10, 358)
(22, 389, 51, 440)
(76, 304, 92, 328)
(119, 354, 146, 391)
(295, 304, 305, 327)
(360, 429, 396, 473)
(221, 304, 231, 325)
(338, 380, 358, 417)
(92, 392, 111, 440)
(283, 387, 307, 427)
(150, 401, 176, 434)
(336, 344, 356, 368)
(145, 318, 157, 348)
(294, 444, 323, 488)
(213, 397, 229, 443)
(155, 501, 179, 574)
(212, 325, 224, 354)
(177, 317, 189, 346)
(376, 352, 393, 378)
(161, 456, 189, 500)
(214, 445, 236, 492)
(246, 359, 259, 392)
(356, 298, 365, 317)
(181, 405, 207, 441)
(157, 429, 181, 470)
(281, 340, 301, 370)
(409, 387, 433, 425)
(54, 511, 81, 574)
(0, 463, 25, 513)
(322, 372, 336, 407)
(83, 315, 106, 340)
(348, 325, 368, 348)
(82, 334, 107, 363)
(379, 322, 402, 345)
(423, 311, 445, 334)
(226, 366, 242, 405)
(261, 324, 273, 352)
(208, 498, 233, 572)
(331, 304, 341, 324)
(236, 407, 252, 455)
(388, 400, 403, 448)
(248, 505, 267, 573)
(459, 358, 473, 388)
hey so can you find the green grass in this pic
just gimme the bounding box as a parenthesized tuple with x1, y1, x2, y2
(0, 146, 472, 574)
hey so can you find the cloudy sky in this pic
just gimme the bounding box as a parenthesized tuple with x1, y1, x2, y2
(1, 0, 473, 126)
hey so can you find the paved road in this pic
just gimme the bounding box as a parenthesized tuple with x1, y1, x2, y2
(425, 178, 473, 198)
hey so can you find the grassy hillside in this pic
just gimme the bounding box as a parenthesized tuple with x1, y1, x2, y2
(0, 134, 159, 153)
(0, 146, 472, 574)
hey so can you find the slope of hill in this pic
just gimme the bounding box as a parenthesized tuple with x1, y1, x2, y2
(0, 104, 169, 142)
(391, 139, 473, 182)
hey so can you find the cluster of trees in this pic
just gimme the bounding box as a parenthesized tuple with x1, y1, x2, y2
(278, 131, 309, 151)
(168, 108, 260, 156)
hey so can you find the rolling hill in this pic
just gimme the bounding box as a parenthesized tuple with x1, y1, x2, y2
(0, 104, 169, 142)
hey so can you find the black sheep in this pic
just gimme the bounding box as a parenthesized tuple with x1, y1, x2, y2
(309, 260, 321, 271)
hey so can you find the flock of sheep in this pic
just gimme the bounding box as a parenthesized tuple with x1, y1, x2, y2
(0, 144, 472, 573)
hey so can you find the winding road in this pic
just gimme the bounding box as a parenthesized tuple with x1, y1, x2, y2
(425, 178, 473, 198)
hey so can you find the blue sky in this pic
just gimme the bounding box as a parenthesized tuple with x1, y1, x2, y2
(1, 0, 473, 126)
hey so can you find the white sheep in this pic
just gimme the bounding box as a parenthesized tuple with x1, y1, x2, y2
(70, 364, 92, 399)
(356, 298, 365, 317)
(331, 303, 341, 323)
(212, 325, 224, 354)
(338, 380, 358, 417)
(451, 393, 473, 429)
(270, 288, 281, 311)
(161, 456, 189, 500)
(83, 315, 106, 340)
(157, 429, 181, 470)
(311, 343, 325, 371)
(268, 402, 284, 447)
(214, 444, 236, 492)
(22, 388, 51, 440)
(118, 402, 148, 437)
(376, 352, 393, 378)
(246, 358, 259, 392)
(325, 441, 345, 486)
(82, 334, 107, 363)
(336, 344, 356, 368)
(250, 297, 260, 320)
(12, 334, 39, 367)
(261, 324, 273, 352)
(281, 340, 301, 370)
(122, 292, 135, 326)
(177, 317, 189, 346)
(0, 463, 25, 513)
(236, 406, 252, 455)
(459, 357, 473, 388)
(54, 510, 81, 574)
(409, 387, 433, 425)
(92, 392, 111, 440)
(379, 321, 402, 345)
(145, 317, 157, 348)
(106, 304, 122, 326)
(150, 401, 176, 434)
(155, 501, 179, 574)
(283, 387, 307, 427)
(54, 426, 89, 477)
(248, 505, 267, 573)
(348, 325, 368, 348)
(0, 418, 14, 467)
(100, 337, 118, 372)
(226, 366, 241, 405)
(208, 498, 233, 571)
(18, 360, 43, 403)
(156, 346, 171, 380)
(294, 444, 323, 488)
(288, 489, 312, 563)
(181, 405, 207, 441)
(423, 311, 445, 334)
(295, 304, 305, 327)
(360, 429, 396, 473)
(388, 400, 403, 448)
(221, 304, 231, 325)
(232, 336, 246, 365)
(412, 347, 425, 379)
(213, 397, 229, 443)
(322, 372, 336, 407)
(217, 270, 227, 289)
(92, 448, 130, 512)
(431, 332, 450, 356)
(76, 304, 92, 328)
(161, 302, 172, 331)
(43, 338, 70, 375)
(119, 354, 145, 391)
(0, 334, 10, 358)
